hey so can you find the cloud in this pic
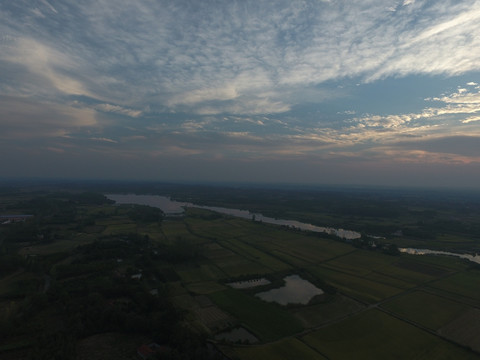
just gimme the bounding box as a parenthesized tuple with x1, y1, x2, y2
(1, 38, 91, 97)
(90, 137, 118, 143)
(391, 135, 480, 158)
(2, 1, 480, 116)
(95, 103, 143, 118)
(1, 0, 480, 182)
(462, 116, 480, 124)
(0, 95, 97, 140)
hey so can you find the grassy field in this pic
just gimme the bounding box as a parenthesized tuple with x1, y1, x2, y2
(3, 189, 480, 359)
(209, 288, 304, 341)
(439, 308, 480, 353)
(290, 294, 365, 328)
(428, 270, 480, 304)
(380, 290, 469, 330)
(301, 309, 477, 360)
(223, 338, 327, 360)
(321, 249, 398, 276)
(156, 211, 480, 357)
(308, 265, 403, 303)
(0, 271, 42, 299)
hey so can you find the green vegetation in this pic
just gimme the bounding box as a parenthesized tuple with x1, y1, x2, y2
(2, 183, 480, 359)
(302, 309, 477, 360)
(209, 288, 303, 341)
(225, 338, 327, 360)
(381, 290, 468, 330)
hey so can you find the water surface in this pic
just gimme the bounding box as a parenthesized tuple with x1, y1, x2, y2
(214, 327, 259, 343)
(106, 194, 188, 214)
(227, 278, 271, 289)
(400, 248, 480, 265)
(105, 193, 361, 239)
(255, 275, 324, 305)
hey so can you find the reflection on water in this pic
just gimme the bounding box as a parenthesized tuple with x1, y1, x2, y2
(105, 193, 361, 239)
(106, 194, 188, 214)
(255, 275, 324, 305)
(400, 248, 480, 265)
(214, 327, 259, 343)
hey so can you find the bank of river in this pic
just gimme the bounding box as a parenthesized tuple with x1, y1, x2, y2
(106, 194, 480, 265)
(106, 193, 361, 240)
(400, 248, 480, 265)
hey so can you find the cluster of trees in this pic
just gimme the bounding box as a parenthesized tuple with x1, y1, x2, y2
(352, 236, 400, 256)
(0, 191, 224, 359)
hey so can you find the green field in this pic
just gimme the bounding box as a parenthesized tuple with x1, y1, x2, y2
(209, 288, 304, 341)
(223, 338, 327, 360)
(290, 294, 365, 328)
(301, 309, 477, 360)
(3, 188, 480, 359)
(380, 290, 469, 330)
(428, 271, 480, 304)
(309, 265, 403, 303)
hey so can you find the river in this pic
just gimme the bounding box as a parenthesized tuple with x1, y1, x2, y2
(105, 193, 361, 240)
(106, 194, 480, 264)
(399, 248, 480, 265)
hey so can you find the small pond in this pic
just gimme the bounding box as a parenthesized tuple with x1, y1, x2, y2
(255, 275, 324, 305)
(214, 327, 259, 343)
(227, 278, 271, 289)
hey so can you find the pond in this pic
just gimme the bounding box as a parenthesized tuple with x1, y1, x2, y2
(105, 193, 361, 240)
(255, 275, 324, 305)
(227, 278, 271, 289)
(400, 248, 480, 265)
(214, 327, 259, 343)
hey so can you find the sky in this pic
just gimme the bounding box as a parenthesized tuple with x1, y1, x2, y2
(1, 0, 480, 188)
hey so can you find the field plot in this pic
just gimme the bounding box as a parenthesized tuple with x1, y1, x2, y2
(0, 271, 41, 299)
(212, 255, 272, 278)
(290, 294, 365, 328)
(309, 265, 402, 303)
(380, 290, 468, 330)
(140, 223, 165, 242)
(403, 252, 469, 271)
(363, 271, 415, 289)
(194, 304, 233, 332)
(428, 271, 480, 306)
(161, 220, 205, 243)
(101, 223, 137, 235)
(220, 238, 291, 272)
(185, 281, 227, 295)
(175, 262, 225, 284)
(185, 216, 248, 240)
(259, 236, 354, 267)
(19, 236, 95, 256)
(372, 260, 441, 285)
(301, 309, 477, 360)
(223, 338, 327, 360)
(439, 308, 480, 353)
(209, 288, 303, 341)
(322, 249, 398, 276)
(393, 258, 452, 277)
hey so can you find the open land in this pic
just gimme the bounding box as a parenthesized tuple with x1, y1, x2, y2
(1, 183, 480, 359)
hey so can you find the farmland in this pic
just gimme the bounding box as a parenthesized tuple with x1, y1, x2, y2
(1, 184, 480, 359)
